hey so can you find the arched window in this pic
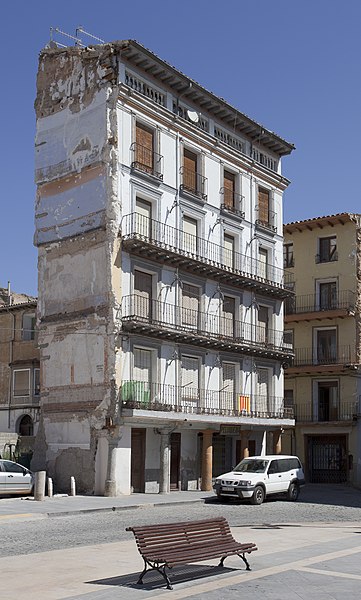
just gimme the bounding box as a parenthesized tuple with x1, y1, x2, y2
(18, 415, 33, 437)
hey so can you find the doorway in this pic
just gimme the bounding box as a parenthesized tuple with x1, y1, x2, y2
(170, 433, 181, 490)
(131, 428, 146, 493)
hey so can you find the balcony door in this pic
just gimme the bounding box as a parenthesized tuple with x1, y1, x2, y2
(318, 382, 338, 421)
(223, 171, 235, 209)
(181, 283, 200, 331)
(221, 295, 236, 339)
(221, 362, 236, 412)
(181, 355, 199, 410)
(135, 122, 154, 175)
(135, 198, 152, 239)
(134, 270, 152, 321)
(258, 248, 268, 280)
(183, 149, 198, 194)
(256, 367, 269, 414)
(133, 347, 152, 404)
(319, 282, 337, 311)
(224, 234, 235, 270)
(182, 215, 198, 255)
(316, 329, 336, 364)
(257, 305, 269, 345)
(258, 187, 270, 226)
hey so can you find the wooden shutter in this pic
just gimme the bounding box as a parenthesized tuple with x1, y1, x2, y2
(134, 271, 152, 319)
(13, 369, 30, 396)
(222, 362, 236, 411)
(133, 348, 152, 402)
(224, 234, 234, 269)
(258, 187, 269, 224)
(182, 283, 200, 329)
(181, 355, 199, 406)
(183, 216, 197, 254)
(257, 305, 269, 344)
(256, 368, 269, 412)
(135, 123, 154, 173)
(183, 149, 197, 192)
(135, 198, 152, 238)
(222, 295, 235, 337)
(223, 171, 235, 208)
(258, 248, 268, 279)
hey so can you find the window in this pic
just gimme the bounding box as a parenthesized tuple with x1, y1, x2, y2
(13, 369, 30, 396)
(22, 313, 35, 341)
(181, 355, 199, 408)
(317, 236, 337, 263)
(221, 362, 236, 412)
(34, 368, 40, 395)
(223, 171, 236, 209)
(180, 149, 207, 199)
(135, 198, 152, 238)
(133, 347, 153, 403)
(257, 306, 269, 344)
(256, 367, 269, 413)
(224, 234, 235, 269)
(133, 122, 156, 176)
(181, 283, 200, 330)
(258, 248, 268, 279)
(318, 381, 338, 421)
(134, 270, 153, 320)
(283, 330, 293, 348)
(319, 281, 337, 310)
(316, 329, 337, 364)
(182, 215, 198, 255)
(284, 389, 294, 409)
(283, 243, 294, 268)
(18, 415, 34, 437)
(221, 295, 236, 338)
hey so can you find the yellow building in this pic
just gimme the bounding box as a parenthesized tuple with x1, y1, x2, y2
(283, 213, 361, 486)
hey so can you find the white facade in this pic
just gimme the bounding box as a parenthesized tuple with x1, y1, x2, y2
(33, 41, 294, 495)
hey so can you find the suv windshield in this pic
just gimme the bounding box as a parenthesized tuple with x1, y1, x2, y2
(233, 459, 269, 473)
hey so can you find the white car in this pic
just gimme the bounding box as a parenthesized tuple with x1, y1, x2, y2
(0, 460, 34, 496)
(213, 455, 305, 505)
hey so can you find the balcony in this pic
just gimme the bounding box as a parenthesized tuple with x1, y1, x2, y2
(130, 142, 163, 181)
(285, 290, 355, 322)
(120, 381, 294, 421)
(255, 209, 277, 233)
(121, 295, 294, 360)
(220, 188, 245, 219)
(11, 392, 40, 407)
(121, 213, 294, 298)
(287, 345, 355, 373)
(179, 167, 207, 201)
(295, 400, 358, 423)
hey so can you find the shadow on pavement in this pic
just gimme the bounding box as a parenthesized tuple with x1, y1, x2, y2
(87, 564, 239, 591)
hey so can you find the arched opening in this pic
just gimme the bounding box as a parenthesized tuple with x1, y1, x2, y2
(18, 415, 34, 437)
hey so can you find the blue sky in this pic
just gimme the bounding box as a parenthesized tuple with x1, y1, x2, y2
(1, 1, 360, 296)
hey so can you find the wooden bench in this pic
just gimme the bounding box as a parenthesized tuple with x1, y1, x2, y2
(126, 516, 257, 590)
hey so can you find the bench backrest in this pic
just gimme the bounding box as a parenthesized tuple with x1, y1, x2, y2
(126, 517, 233, 554)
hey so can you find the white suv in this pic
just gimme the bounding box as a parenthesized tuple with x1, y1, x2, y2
(213, 455, 305, 505)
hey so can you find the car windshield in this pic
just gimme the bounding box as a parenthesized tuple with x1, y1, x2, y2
(233, 459, 269, 473)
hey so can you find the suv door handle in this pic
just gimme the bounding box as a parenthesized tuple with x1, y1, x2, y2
(7, 475, 14, 478)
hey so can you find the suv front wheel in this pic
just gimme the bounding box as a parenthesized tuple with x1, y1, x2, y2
(250, 485, 265, 505)
(287, 482, 299, 501)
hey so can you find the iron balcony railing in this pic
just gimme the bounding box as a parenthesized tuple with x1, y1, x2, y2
(292, 345, 354, 367)
(315, 251, 338, 264)
(219, 188, 245, 218)
(130, 142, 164, 180)
(255, 209, 277, 233)
(121, 213, 293, 291)
(285, 289, 355, 316)
(120, 381, 294, 420)
(179, 166, 207, 200)
(295, 400, 358, 423)
(121, 295, 293, 357)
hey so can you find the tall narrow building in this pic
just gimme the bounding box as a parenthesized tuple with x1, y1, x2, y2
(284, 214, 361, 486)
(34, 40, 295, 495)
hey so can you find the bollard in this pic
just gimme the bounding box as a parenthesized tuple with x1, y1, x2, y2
(34, 471, 46, 501)
(47, 477, 53, 498)
(70, 476, 76, 497)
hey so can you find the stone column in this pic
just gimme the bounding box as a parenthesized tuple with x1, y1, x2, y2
(104, 436, 118, 497)
(201, 429, 213, 491)
(273, 429, 282, 455)
(159, 429, 170, 494)
(240, 430, 250, 459)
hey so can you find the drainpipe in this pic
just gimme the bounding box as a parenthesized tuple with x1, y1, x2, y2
(7, 287, 14, 430)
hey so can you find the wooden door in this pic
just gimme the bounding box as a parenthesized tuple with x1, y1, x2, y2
(131, 428, 146, 492)
(134, 270, 152, 320)
(183, 149, 197, 193)
(223, 171, 235, 208)
(170, 433, 181, 490)
(135, 123, 154, 174)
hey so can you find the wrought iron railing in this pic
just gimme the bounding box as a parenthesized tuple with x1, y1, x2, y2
(295, 400, 358, 422)
(179, 167, 207, 200)
(120, 381, 293, 420)
(121, 295, 292, 355)
(315, 251, 338, 264)
(285, 289, 355, 316)
(220, 188, 245, 218)
(121, 213, 293, 290)
(292, 345, 354, 367)
(130, 142, 163, 180)
(255, 209, 277, 232)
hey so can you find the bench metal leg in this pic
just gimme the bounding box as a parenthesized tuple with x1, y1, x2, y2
(218, 553, 251, 571)
(137, 558, 173, 590)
